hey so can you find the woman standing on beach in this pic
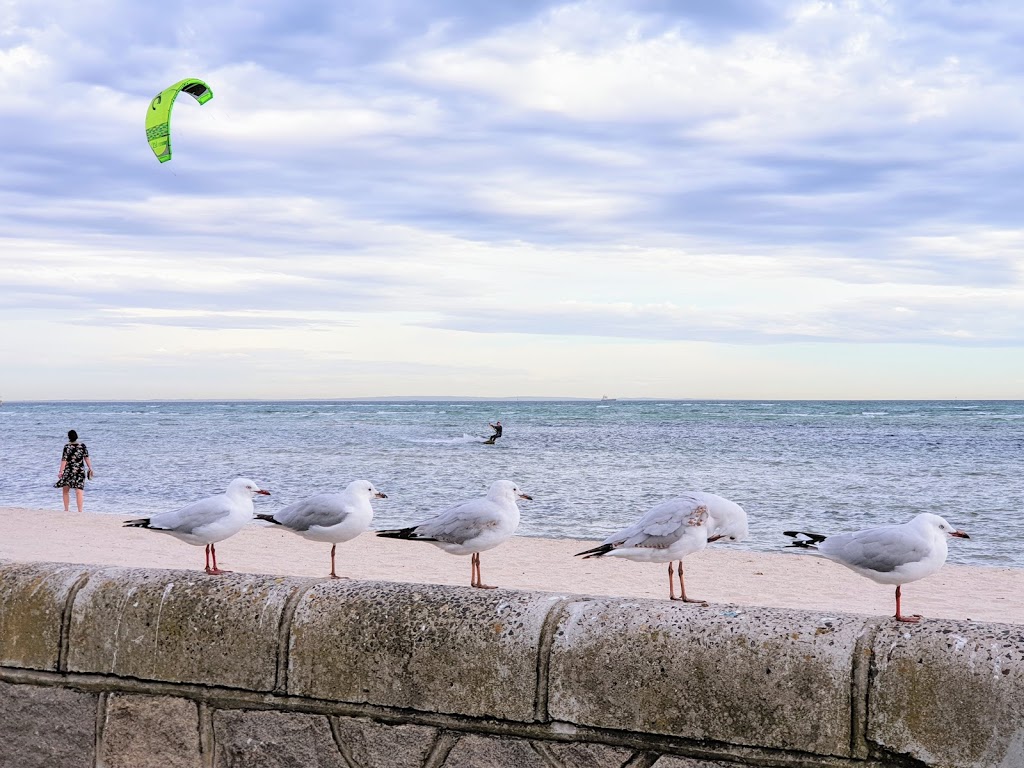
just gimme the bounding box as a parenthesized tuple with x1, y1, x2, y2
(54, 429, 94, 513)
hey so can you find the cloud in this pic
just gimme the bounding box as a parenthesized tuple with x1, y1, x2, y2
(3, 0, 1024, 397)
(421, 289, 1024, 346)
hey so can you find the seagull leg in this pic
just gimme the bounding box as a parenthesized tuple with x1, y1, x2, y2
(330, 544, 339, 579)
(671, 561, 708, 605)
(667, 562, 676, 600)
(204, 544, 214, 574)
(207, 543, 231, 576)
(471, 552, 497, 589)
(894, 585, 922, 623)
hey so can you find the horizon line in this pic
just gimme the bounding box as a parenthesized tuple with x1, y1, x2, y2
(3, 396, 1021, 404)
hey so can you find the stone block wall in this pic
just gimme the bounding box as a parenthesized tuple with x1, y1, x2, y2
(0, 560, 1021, 768)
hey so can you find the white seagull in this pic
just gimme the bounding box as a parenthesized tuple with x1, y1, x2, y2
(255, 480, 386, 578)
(698, 491, 749, 544)
(123, 477, 270, 575)
(575, 492, 723, 603)
(376, 479, 531, 589)
(784, 512, 970, 622)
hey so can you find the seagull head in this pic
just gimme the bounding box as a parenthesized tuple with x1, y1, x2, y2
(915, 513, 969, 540)
(347, 479, 387, 500)
(708, 518, 749, 544)
(228, 478, 271, 498)
(705, 497, 749, 544)
(489, 479, 532, 502)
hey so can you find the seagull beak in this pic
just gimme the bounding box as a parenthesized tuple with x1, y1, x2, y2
(950, 529, 969, 539)
(518, 492, 533, 500)
(707, 534, 724, 543)
(257, 489, 271, 496)
(375, 492, 388, 499)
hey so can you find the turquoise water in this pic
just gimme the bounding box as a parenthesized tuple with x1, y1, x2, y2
(2, 399, 1021, 567)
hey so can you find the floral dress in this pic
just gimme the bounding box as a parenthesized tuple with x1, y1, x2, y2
(54, 442, 89, 490)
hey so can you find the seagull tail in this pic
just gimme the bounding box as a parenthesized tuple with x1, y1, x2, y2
(377, 526, 436, 541)
(574, 542, 615, 559)
(123, 518, 152, 529)
(254, 513, 282, 525)
(783, 530, 827, 549)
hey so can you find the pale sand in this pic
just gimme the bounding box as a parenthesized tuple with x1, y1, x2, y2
(1, 506, 1020, 624)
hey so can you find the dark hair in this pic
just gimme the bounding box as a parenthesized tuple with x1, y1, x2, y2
(67, 430, 78, 442)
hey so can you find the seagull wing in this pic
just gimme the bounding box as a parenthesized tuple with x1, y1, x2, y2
(273, 494, 349, 531)
(820, 525, 931, 573)
(414, 497, 502, 545)
(148, 495, 233, 535)
(606, 496, 708, 550)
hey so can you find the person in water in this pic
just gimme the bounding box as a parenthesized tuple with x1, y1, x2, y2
(54, 429, 95, 512)
(484, 420, 503, 444)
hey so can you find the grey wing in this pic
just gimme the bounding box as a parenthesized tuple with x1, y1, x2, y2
(416, 498, 500, 544)
(606, 497, 706, 550)
(821, 527, 930, 573)
(150, 496, 231, 535)
(275, 494, 348, 531)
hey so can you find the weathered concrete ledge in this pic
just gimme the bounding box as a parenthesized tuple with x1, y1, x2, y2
(0, 560, 1021, 768)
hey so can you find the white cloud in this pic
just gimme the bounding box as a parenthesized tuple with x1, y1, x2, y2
(2, 0, 1024, 398)
(396, 0, 988, 144)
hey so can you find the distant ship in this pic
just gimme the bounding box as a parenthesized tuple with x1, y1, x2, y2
(600, 395, 616, 402)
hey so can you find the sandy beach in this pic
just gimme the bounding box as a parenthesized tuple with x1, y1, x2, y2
(1, 505, 1020, 625)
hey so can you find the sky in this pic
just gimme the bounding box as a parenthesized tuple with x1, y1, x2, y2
(2, 0, 1024, 400)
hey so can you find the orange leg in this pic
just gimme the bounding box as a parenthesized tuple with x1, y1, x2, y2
(205, 543, 230, 575)
(669, 561, 707, 604)
(894, 585, 921, 623)
(471, 552, 497, 589)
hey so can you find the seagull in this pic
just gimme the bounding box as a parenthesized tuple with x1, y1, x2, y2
(376, 479, 531, 589)
(697, 492, 749, 544)
(784, 512, 970, 622)
(123, 477, 270, 575)
(575, 493, 716, 603)
(254, 480, 386, 578)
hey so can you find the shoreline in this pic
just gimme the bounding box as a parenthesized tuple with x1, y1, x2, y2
(2, 505, 1021, 624)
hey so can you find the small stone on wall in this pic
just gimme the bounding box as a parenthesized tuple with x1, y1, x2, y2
(330, 716, 437, 768)
(0, 681, 96, 768)
(652, 756, 753, 768)
(441, 734, 549, 768)
(545, 741, 635, 767)
(99, 694, 201, 768)
(212, 709, 347, 768)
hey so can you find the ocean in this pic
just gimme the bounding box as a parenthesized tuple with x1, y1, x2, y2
(2, 399, 1021, 567)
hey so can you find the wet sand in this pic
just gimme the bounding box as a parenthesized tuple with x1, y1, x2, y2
(1, 506, 1019, 624)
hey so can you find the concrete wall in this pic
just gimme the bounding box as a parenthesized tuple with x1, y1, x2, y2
(0, 560, 1021, 768)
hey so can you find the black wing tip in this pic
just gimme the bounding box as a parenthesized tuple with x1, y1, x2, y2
(783, 530, 826, 549)
(574, 543, 613, 558)
(377, 526, 425, 540)
(123, 518, 151, 528)
(254, 513, 282, 525)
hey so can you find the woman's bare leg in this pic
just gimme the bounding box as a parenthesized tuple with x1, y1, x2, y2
(62, 487, 70, 512)
(75, 489, 84, 513)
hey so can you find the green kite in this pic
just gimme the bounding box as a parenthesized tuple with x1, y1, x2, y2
(145, 78, 213, 163)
